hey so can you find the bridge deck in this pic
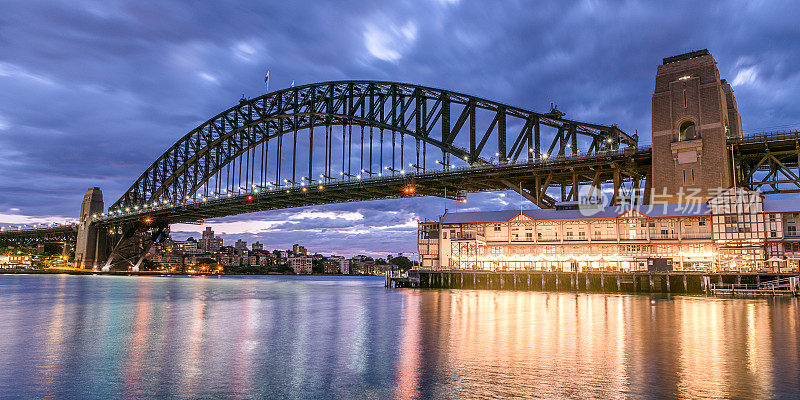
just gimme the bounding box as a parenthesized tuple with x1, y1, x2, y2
(98, 148, 651, 226)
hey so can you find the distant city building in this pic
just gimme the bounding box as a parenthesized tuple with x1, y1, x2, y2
(234, 240, 248, 256)
(323, 255, 348, 274)
(199, 227, 223, 252)
(0, 254, 31, 268)
(292, 243, 307, 256)
(349, 255, 375, 275)
(252, 241, 263, 251)
(288, 256, 313, 274)
(174, 237, 199, 253)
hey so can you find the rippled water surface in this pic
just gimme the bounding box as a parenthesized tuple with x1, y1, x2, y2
(0, 274, 798, 399)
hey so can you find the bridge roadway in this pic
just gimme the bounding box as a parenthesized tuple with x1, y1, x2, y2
(100, 147, 652, 226)
(1, 132, 797, 246)
(0, 224, 77, 244)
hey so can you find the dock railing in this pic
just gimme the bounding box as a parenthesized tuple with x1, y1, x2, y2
(711, 276, 800, 296)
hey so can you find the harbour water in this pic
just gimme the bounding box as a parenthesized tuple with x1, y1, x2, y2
(0, 274, 798, 399)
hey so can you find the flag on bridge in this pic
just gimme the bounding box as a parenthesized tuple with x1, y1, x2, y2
(265, 70, 270, 93)
(291, 80, 294, 88)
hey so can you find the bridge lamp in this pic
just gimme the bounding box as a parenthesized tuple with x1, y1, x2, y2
(285, 190, 290, 193)
(144, 217, 152, 224)
(254, 189, 259, 193)
(340, 172, 344, 175)
(319, 174, 324, 178)
(495, 152, 499, 156)
(541, 153, 549, 159)
(400, 170, 405, 174)
(318, 185, 324, 190)
(356, 175, 361, 179)
(301, 187, 307, 192)
(202, 197, 207, 202)
(227, 193, 232, 198)
(125, 208, 130, 212)
(246, 195, 254, 202)
(378, 173, 382, 177)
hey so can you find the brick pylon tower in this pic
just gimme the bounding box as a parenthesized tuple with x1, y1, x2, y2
(74, 187, 106, 269)
(651, 49, 743, 203)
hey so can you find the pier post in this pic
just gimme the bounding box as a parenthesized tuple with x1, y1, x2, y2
(541, 273, 545, 290)
(555, 274, 560, 291)
(683, 274, 688, 293)
(649, 274, 654, 292)
(616, 274, 621, 291)
(601, 272, 605, 292)
(666, 275, 671, 292)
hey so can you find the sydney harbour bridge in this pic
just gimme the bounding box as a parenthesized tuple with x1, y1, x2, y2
(2, 70, 800, 270)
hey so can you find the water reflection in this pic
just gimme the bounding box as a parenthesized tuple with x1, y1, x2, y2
(0, 275, 797, 399)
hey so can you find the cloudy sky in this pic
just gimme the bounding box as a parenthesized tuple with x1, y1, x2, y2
(1, 0, 799, 256)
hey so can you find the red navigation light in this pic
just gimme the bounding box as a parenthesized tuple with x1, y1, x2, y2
(144, 217, 153, 224)
(246, 195, 254, 202)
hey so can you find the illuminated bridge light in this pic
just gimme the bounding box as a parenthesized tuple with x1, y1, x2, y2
(246, 195, 254, 202)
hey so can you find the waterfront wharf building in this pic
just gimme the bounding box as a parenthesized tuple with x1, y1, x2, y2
(418, 188, 800, 273)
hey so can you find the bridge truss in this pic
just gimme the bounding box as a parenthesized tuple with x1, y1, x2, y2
(110, 80, 637, 217)
(733, 131, 800, 194)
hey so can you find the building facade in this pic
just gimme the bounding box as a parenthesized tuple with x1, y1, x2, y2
(418, 189, 799, 273)
(288, 255, 313, 274)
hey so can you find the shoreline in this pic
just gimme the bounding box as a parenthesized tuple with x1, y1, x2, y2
(0, 268, 380, 277)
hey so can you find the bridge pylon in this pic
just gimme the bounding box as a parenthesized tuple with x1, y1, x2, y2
(650, 49, 743, 202)
(75, 187, 107, 269)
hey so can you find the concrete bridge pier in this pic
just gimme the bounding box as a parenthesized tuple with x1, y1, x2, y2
(75, 187, 107, 269)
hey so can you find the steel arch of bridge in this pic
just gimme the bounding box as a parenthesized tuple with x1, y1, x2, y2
(110, 81, 636, 212)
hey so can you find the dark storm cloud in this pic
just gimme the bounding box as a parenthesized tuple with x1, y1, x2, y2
(1, 0, 799, 255)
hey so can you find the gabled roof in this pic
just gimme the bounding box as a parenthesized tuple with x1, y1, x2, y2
(441, 210, 521, 224)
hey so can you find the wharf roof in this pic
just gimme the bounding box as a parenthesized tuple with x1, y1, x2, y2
(441, 203, 712, 224)
(764, 198, 800, 213)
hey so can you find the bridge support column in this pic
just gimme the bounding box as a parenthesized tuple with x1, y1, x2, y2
(75, 187, 106, 269)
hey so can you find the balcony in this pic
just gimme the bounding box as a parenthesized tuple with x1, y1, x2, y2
(681, 232, 712, 240)
(452, 232, 485, 242)
(591, 235, 617, 241)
